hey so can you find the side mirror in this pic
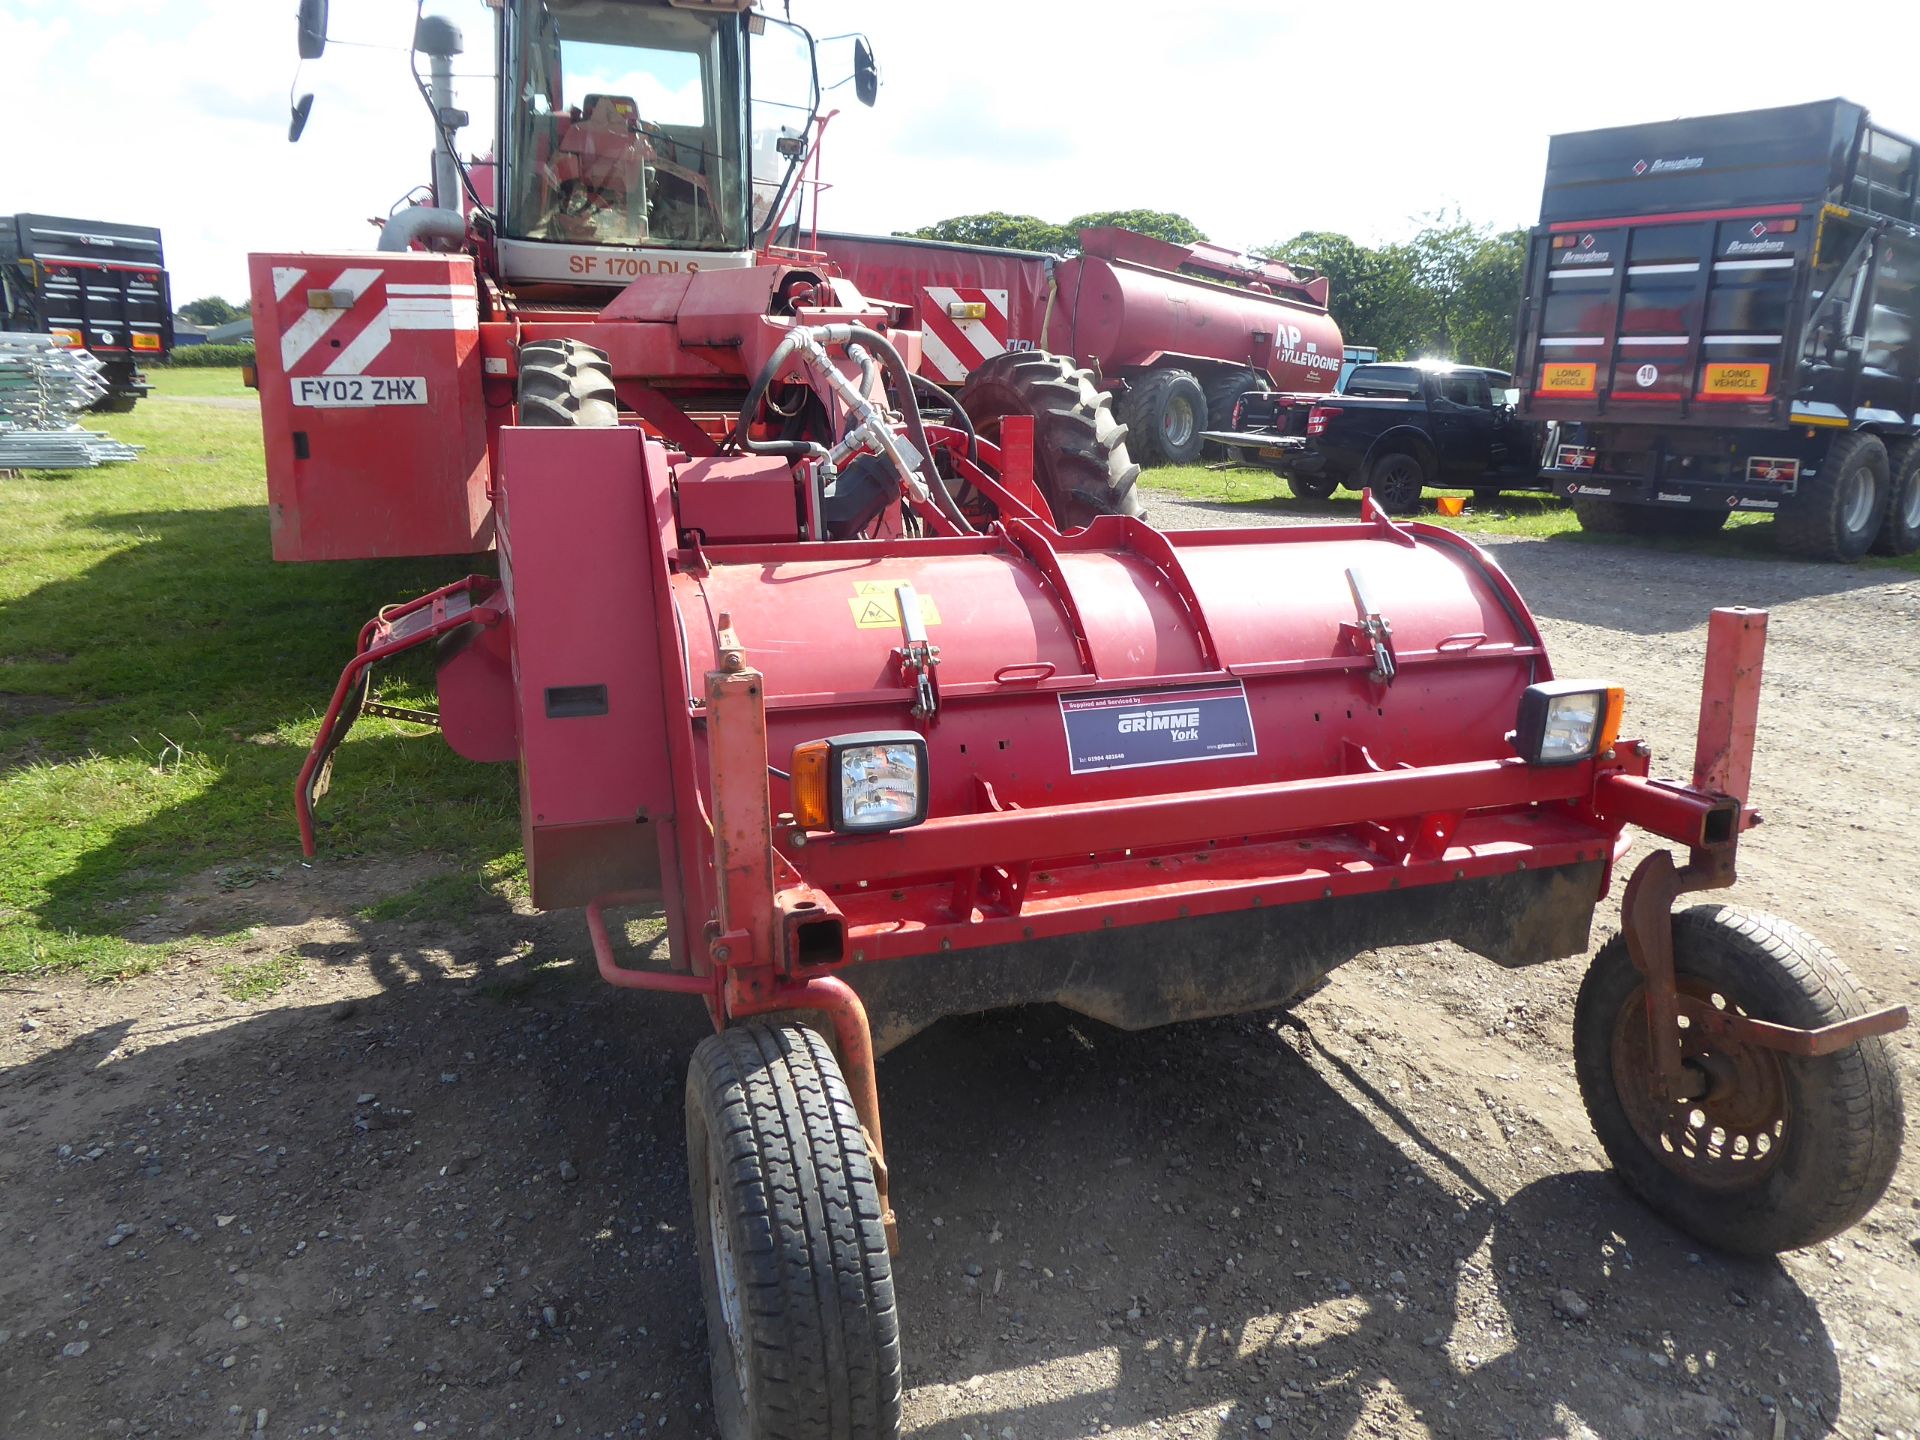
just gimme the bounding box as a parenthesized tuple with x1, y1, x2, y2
(853, 38, 878, 107)
(298, 0, 329, 60)
(289, 93, 315, 143)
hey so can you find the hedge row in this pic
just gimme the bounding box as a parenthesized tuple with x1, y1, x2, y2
(162, 343, 256, 368)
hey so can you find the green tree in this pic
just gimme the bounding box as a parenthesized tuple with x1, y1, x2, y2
(898, 212, 1072, 253)
(899, 209, 1206, 255)
(1260, 216, 1526, 368)
(179, 296, 246, 326)
(1064, 210, 1206, 246)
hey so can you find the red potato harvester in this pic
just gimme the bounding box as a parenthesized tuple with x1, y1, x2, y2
(256, 3, 1906, 1436)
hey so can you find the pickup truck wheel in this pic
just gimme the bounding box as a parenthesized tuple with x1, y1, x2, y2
(1573, 907, 1903, 1256)
(1285, 473, 1338, 502)
(1775, 431, 1888, 562)
(958, 350, 1143, 528)
(1117, 368, 1207, 466)
(1870, 440, 1920, 556)
(1201, 371, 1265, 459)
(1366, 451, 1428, 513)
(687, 1023, 903, 1440)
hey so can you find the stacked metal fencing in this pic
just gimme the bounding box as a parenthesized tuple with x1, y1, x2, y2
(0, 333, 141, 469)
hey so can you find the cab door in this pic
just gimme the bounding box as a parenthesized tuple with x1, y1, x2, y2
(1429, 369, 1498, 480)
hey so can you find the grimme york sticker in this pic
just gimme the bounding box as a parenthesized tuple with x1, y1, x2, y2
(1059, 682, 1257, 775)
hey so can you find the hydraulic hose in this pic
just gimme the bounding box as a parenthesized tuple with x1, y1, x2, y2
(735, 330, 830, 463)
(833, 324, 974, 535)
(907, 372, 979, 467)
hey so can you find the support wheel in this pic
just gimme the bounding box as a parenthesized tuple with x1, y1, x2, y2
(957, 350, 1143, 529)
(1366, 450, 1429, 513)
(517, 338, 617, 426)
(1871, 439, 1920, 556)
(1776, 430, 1888, 562)
(1116, 368, 1207, 466)
(1573, 906, 1903, 1255)
(1284, 472, 1339, 503)
(687, 1023, 902, 1440)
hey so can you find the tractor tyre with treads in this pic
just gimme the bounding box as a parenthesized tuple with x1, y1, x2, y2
(1871, 439, 1920, 556)
(957, 349, 1143, 530)
(1201, 369, 1266, 458)
(687, 1023, 902, 1440)
(516, 338, 617, 426)
(1116, 367, 1207, 466)
(1775, 430, 1888, 562)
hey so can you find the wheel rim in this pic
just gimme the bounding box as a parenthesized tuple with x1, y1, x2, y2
(1162, 395, 1195, 449)
(706, 1138, 751, 1399)
(1380, 458, 1420, 503)
(1611, 978, 1790, 1191)
(1902, 473, 1920, 531)
(1838, 463, 1876, 535)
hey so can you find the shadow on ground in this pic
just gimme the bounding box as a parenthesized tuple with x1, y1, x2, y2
(0, 499, 507, 957)
(0, 972, 1853, 1440)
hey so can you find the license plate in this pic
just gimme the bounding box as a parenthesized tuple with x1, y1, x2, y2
(290, 375, 428, 408)
(1258, 446, 1287, 459)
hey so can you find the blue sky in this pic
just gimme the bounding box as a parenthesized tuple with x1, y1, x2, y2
(6, 0, 1919, 303)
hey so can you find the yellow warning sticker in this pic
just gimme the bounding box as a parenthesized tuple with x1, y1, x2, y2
(848, 579, 942, 630)
(1701, 362, 1771, 395)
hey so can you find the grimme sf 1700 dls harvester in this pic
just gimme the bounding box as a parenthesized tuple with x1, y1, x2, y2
(254, 5, 1907, 1436)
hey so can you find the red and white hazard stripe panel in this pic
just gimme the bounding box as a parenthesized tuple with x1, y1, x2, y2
(270, 264, 478, 378)
(917, 286, 1010, 383)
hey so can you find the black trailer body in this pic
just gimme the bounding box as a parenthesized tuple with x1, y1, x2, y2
(1515, 98, 1920, 559)
(0, 214, 173, 412)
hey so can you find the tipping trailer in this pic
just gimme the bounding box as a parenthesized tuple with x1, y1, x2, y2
(1517, 98, 1920, 560)
(258, 7, 1908, 1437)
(0, 213, 173, 411)
(817, 226, 1344, 465)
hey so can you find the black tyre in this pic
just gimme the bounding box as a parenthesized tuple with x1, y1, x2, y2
(1285, 472, 1339, 502)
(1116, 367, 1207, 466)
(1871, 439, 1920, 557)
(1201, 370, 1265, 459)
(687, 1023, 902, 1440)
(1573, 906, 1903, 1256)
(1775, 431, 1888, 562)
(517, 338, 617, 426)
(1366, 449, 1429, 513)
(957, 350, 1143, 529)
(1568, 495, 1635, 533)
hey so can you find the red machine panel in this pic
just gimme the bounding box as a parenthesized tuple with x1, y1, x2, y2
(499, 425, 676, 907)
(248, 251, 490, 561)
(674, 455, 804, 544)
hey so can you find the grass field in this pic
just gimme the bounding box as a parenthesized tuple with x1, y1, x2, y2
(1147, 461, 1920, 572)
(0, 369, 519, 978)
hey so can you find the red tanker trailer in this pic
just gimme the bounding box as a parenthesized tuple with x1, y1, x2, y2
(818, 226, 1345, 464)
(253, 4, 1907, 1438)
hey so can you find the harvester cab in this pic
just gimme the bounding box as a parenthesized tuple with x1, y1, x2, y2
(254, 10, 1907, 1440)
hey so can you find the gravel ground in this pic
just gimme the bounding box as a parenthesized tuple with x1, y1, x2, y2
(3, 493, 1917, 1440)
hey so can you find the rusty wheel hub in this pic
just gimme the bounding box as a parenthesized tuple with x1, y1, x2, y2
(1612, 978, 1789, 1190)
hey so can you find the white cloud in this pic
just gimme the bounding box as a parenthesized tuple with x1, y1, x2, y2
(3, 0, 1916, 303)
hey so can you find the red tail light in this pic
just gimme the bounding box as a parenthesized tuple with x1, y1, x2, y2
(1306, 405, 1333, 436)
(1230, 398, 1246, 427)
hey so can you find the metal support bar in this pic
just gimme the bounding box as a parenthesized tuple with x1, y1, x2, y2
(1693, 607, 1767, 813)
(705, 612, 778, 971)
(1620, 848, 1737, 1100)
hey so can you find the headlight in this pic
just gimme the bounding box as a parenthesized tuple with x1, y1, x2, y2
(790, 731, 929, 833)
(1513, 681, 1624, 765)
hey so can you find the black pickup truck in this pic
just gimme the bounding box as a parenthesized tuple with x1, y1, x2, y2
(1202, 361, 1544, 511)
